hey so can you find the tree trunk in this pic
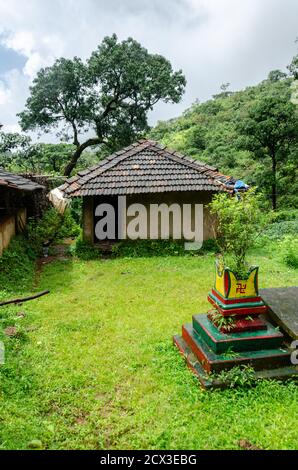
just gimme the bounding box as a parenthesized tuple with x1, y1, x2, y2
(63, 145, 84, 176)
(271, 152, 277, 210)
(63, 137, 103, 177)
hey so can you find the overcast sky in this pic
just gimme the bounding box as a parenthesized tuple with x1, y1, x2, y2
(0, 0, 297, 141)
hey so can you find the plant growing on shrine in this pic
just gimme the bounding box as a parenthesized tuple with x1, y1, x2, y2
(245, 316, 254, 322)
(222, 347, 240, 359)
(212, 365, 257, 388)
(208, 310, 237, 332)
(209, 189, 270, 279)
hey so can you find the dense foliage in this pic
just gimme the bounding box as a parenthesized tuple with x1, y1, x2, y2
(209, 190, 270, 278)
(69, 238, 218, 260)
(0, 207, 80, 294)
(149, 73, 298, 210)
(0, 237, 37, 293)
(26, 207, 80, 252)
(18, 34, 186, 176)
(69, 237, 102, 260)
(0, 135, 98, 174)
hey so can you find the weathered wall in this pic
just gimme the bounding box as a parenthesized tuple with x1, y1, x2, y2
(0, 208, 27, 255)
(16, 208, 27, 233)
(84, 191, 217, 243)
(0, 215, 15, 256)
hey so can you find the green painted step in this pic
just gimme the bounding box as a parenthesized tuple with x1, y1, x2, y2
(182, 323, 291, 373)
(173, 334, 298, 390)
(173, 335, 214, 389)
(193, 314, 284, 354)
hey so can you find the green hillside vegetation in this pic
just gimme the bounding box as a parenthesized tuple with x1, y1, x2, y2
(149, 74, 298, 210)
(0, 140, 98, 175)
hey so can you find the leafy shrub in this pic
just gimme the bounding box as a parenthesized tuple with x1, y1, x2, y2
(278, 236, 298, 269)
(273, 209, 298, 223)
(69, 198, 83, 225)
(27, 207, 61, 250)
(70, 237, 216, 259)
(27, 207, 80, 254)
(263, 220, 298, 241)
(200, 238, 218, 252)
(55, 209, 80, 239)
(69, 237, 102, 260)
(111, 238, 218, 258)
(111, 239, 195, 258)
(209, 189, 271, 278)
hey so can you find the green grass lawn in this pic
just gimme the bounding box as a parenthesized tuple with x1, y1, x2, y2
(0, 251, 298, 450)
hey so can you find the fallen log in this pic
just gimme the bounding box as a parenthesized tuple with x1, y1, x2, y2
(0, 290, 49, 307)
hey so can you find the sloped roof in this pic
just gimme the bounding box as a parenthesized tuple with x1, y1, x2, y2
(59, 140, 234, 197)
(0, 168, 44, 192)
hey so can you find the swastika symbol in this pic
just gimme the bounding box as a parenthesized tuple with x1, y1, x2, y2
(236, 283, 247, 294)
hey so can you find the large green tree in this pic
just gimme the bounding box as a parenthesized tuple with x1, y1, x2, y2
(0, 132, 81, 173)
(236, 91, 298, 209)
(0, 131, 32, 169)
(18, 34, 186, 176)
(0, 132, 30, 155)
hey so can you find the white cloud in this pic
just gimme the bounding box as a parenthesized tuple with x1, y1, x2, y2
(0, 0, 297, 140)
(1, 29, 65, 79)
(23, 52, 45, 79)
(3, 30, 35, 57)
(0, 69, 29, 132)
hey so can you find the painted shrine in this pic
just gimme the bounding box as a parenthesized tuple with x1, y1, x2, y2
(174, 262, 298, 389)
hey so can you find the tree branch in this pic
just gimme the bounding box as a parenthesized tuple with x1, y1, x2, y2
(71, 121, 80, 147)
(0, 290, 49, 307)
(63, 137, 105, 176)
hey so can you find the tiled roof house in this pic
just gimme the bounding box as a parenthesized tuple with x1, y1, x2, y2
(59, 139, 234, 246)
(0, 169, 44, 255)
(0, 168, 44, 192)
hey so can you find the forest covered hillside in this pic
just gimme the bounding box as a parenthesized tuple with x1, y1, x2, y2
(149, 74, 298, 210)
